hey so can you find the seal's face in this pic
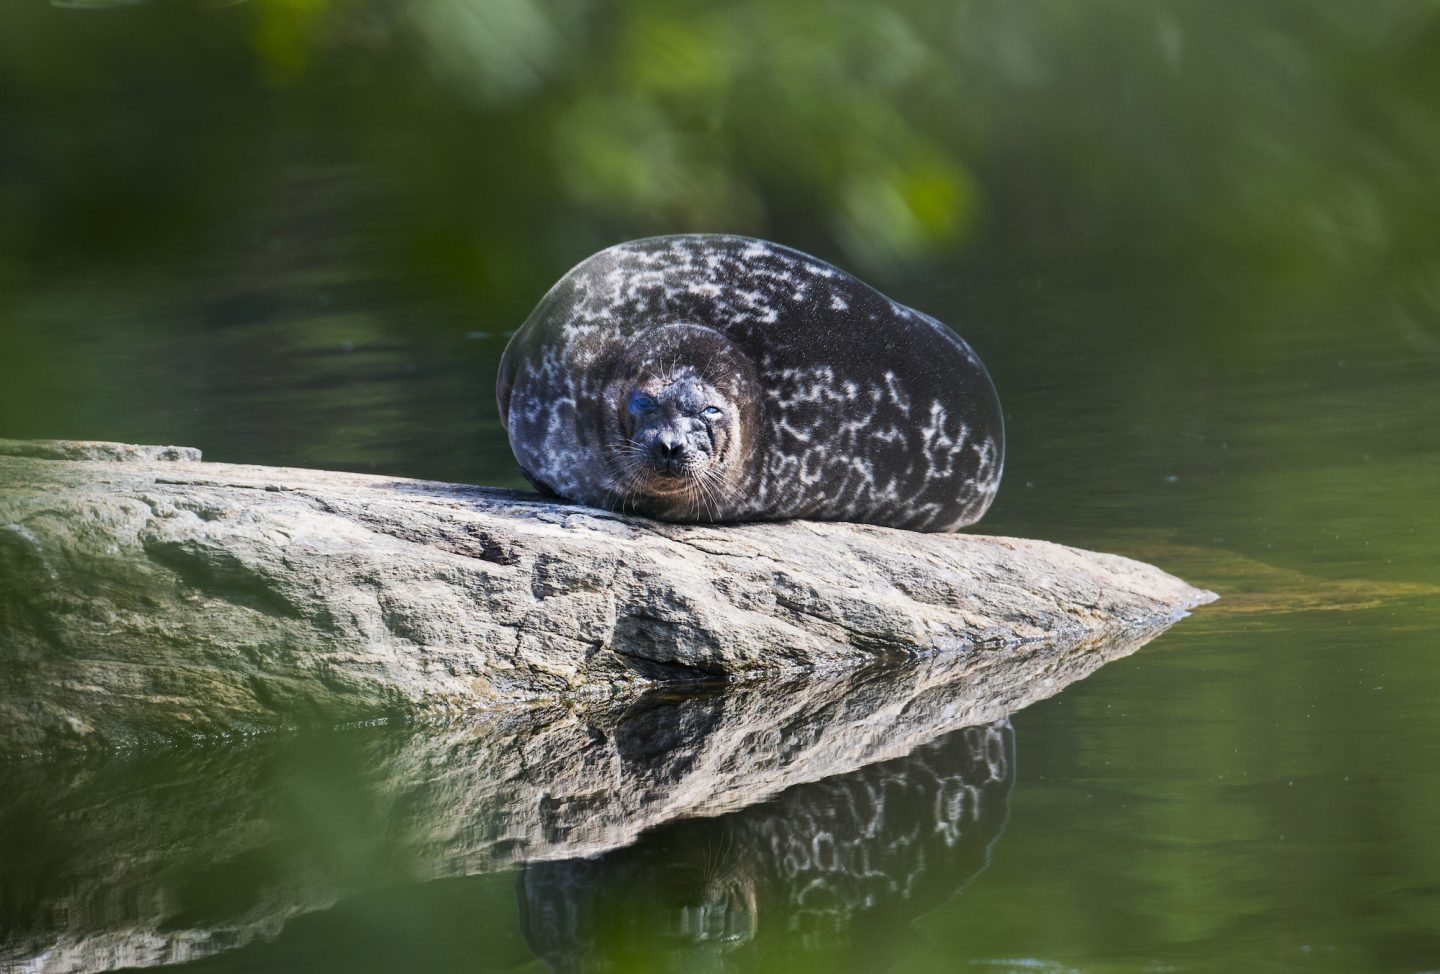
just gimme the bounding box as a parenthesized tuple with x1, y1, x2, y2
(612, 366, 743, 517)
(599, 324, 761, 520)
(623, 368, 734, 480)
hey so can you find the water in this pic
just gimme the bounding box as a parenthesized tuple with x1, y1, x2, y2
(3, 2, 1440, 971)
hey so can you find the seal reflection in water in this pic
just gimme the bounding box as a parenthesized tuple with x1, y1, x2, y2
(497, 234, 1004, 531)
(518, 721, 1014, 969)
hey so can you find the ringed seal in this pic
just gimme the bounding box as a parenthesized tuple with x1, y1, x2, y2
(497, 234, 1004, 532)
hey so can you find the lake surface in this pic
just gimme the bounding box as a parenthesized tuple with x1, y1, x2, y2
(3, 3, 1439, 972)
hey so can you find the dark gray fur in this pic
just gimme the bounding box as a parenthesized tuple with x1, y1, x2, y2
(497, 234, 1004, 531)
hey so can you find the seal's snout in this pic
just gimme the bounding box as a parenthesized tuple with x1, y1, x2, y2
(650, 432, 687, 475)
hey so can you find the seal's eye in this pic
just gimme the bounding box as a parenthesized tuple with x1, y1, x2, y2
(702, 406, 724, 418)
(628, 392, 658, 415)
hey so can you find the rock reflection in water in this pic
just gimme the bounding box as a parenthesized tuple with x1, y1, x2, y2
(0, 623, 1174, 973)
(520, 721, 1014, 971)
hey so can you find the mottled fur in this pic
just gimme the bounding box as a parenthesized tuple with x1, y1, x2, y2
(497, 234, 1004, 531)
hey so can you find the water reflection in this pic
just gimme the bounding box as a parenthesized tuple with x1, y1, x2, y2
(0, 624, 1171, 973)
(519, 722, 1013, 971)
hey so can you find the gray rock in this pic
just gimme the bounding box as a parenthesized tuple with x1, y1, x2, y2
(0, 440, 1215, 753)
(0, 438, 202, 463)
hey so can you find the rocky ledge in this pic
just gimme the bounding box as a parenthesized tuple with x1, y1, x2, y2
(0, 439, 1215, 752)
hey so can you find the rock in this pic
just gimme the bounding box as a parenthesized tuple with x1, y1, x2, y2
(0, 438, 202, 463)
(0, 440, 1215, 752)
(0, 624, 1165, 973)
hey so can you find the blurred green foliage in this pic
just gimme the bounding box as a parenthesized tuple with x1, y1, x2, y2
(3, 0, 1439, 313)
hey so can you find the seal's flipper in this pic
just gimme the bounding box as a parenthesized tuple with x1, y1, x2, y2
(518, 465, 559, 498)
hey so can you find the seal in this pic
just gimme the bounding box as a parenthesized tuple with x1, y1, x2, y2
(496, 234, 1004, 531)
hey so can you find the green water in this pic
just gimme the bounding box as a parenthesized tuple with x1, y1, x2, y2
(3, 2, 1440, 971)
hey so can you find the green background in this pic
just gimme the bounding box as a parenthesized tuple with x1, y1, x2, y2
(2, 2, 1439, 971)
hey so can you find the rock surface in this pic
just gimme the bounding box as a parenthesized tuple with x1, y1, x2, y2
(0, 440, 1215, 752)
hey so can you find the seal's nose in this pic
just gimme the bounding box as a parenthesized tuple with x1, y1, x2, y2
(651, 433, 685, 473)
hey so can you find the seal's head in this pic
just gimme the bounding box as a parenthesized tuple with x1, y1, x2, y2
(600, 324, 761, 520)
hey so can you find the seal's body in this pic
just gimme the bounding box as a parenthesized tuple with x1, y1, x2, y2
(497, 235, 1003, 531)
